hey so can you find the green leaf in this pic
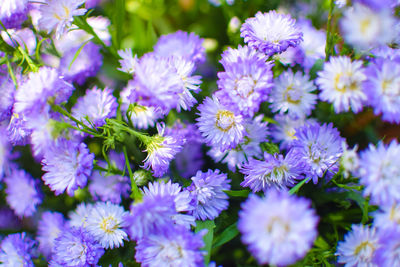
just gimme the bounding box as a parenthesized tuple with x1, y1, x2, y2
(213, 222, 239, 248)
(195, 220, 215, 265)
(68, 39, 92, 71)
(260, 142, 280, 155)
(289, 179, 307, 195)
(224, 189, 250, 198)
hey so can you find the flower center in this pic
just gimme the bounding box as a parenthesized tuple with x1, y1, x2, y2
(266, 216, 290, 242)
(215, 110, 235, 132)
(235, 76, 255, 98)
(354, 241, 375, 262)
(284, 85, 301, 104)
(100, 216, 118, 234)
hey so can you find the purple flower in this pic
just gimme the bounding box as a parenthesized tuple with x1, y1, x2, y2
(135, 225, 205, 267)
(126, 194, 177, 241)
(240, 151, 304, 192)
(39, 0, 87, 39)
(0, 0, 28, 29)
(187, 169, 231, 221)
(41, 139, 94, 196)
(196, 96, 245, 152)
(4, 168, 42, 218)
(363, 58, 400, 123)
(154, 30, 205, 63)
(142, 180, 195, 228)
(37, 211, 66, 258)
(374, 227, 400, 266)
(118, 48, 138, 74)
(373, 203, 400, 231)
(1, 28, 37, 55)
(358, 140, 400, 206)
(238, 190, 318, 266)
(290, 122, 344, 183)
(269, 115, 310, 150)
(0, 70, 15, 122)
(69, 202, 94, 228)
(0, 208, 21, 230)
(59, 42, 103, 85)
(0, 233, 36, 266)
(14, 67, 74, 123)
(52, 226, 104, 266)
(240, 11, 303, 56)
(7, 113, 31, 146)
(72, 86, 117, 128)
(336, 224, 379, 266)
(143, 123, 184, 177)
(216, 45, 273, 117)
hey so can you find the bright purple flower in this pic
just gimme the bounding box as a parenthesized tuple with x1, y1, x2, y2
(363, 58, 400, 123)
(290, 122, 344, 183)
(374, 227, 400, 266)
(196, 96, 245, 152)
(0, 0, 28, 29)
(216, 45, 274, 117)
(41, 139, 94, 196)
(336, 224, 379, 267)
(238, 190, 318, 266)
(370, 45, 400, 60)
(52, 226, 104, 266)
(240, 11, 303, 56)
(7, 113, 31, 146)
(37, 211, 66, 258)
(0, 208, 21, 230)
(135, 225, 205, 267)
(154, 30, 205, 63)
(4, 168, 42, 218)
(186, 169, 231, 221)
(0, 233, 36, 266)
(59, 42, 103, 85)
(72, 86, 117, 128)
(0, 70, 15, 122)
(0, 126, 13, 179)
(126, 194, 177, 241)
(358, 140, 400, 206)
(240, 150, 305, 192)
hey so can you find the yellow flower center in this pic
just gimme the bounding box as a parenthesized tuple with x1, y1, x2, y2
(215, 110, 236, 132)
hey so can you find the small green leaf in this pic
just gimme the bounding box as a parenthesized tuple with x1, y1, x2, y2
(260, 142, 280, 155)
(195, 220, 215, 265)
(289, 179, 307, 195)
(224, 189, 250, 198)
(213, 222, 239, 248)
(68, 39, 91, 71)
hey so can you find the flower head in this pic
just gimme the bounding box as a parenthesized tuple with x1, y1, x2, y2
(316, 56, 367, 113)
(37, 211, 65, 258)
(186, 169, 231, 221)
(41, 139, 94, 196)
(238, 190, 318, 266)
(118, 48, 138, 74)
(39, 0, 87, 38)
(374, 227, 400, 266)
(196, 96, 245, 152)
(336, 224, 379, 267)
(0, 233, 36, 267)
(240, 11, 303, 56)
(69, 202, 94, 228)
(0, 0, 28, 28)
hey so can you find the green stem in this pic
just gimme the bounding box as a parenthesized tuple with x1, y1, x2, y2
(325, 0, 335, 61)
(4, 54, 18, 88)
(123, 146, 142, 201)
(93, 163, 124, 176)
(289, 179, 307, 195)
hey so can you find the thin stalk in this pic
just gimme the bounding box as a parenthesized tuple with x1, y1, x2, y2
(123, 146, 142, 201)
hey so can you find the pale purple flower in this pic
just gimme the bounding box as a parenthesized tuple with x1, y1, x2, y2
(4, 168, 42, 218)
(41, 139, 94, 196)
(69, 202, 94, 228)
(374, 228, 400, 266)
(0, 233, 36, 267)
(0, 0, 28, 28)
(270, 115, 308, 150)
(0, 71, 15, 122)
(374, 203, 400, 231)
(37, 211, 66, 258)
(240, 11, 303, 56)
(196, 96, 245, 152)
(1, 28, 36, 55)
(7, 113, 31, 146)
(154, 30, 205, 63)
(186, 169, 231, 221)
(118, 49, 138, 74)
(238, 190, 318, 266)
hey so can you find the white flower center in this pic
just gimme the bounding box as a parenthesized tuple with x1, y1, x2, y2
(100, 216, 118, 234)
(215, 110, 235, 132)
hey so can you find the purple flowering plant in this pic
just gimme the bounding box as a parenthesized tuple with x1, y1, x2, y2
(1, 0, 400, 266)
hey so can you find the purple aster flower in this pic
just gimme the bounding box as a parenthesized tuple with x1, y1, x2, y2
(340, 3, 397, 51)
(370, 45, 400, 60)
(126, 194, 177, 241)
(358, 140, 400, 206)
(219, 45, 267, 69)
(238, 190, 318, 266)
(374, 227, 400, 266)
(135, 225, 205, 267)
(0, 70, 15, 122)
(41, 139, 94, 196)
(52, 226, 104, 266)
(270, 115, 309, 150)
(355, 0, 398, 11)
(4, 168, 42, 218)
(7, 113, 32, 146)
(196, 96, 245, 152)
(240, 11, 303, 56)
(0, 126, 14, 179)
(69, 202, 94, 228)
(14, 67, 74, 123)
(59, 42, 103, 85)
(118, 49, 138, 74)
(186, 169, 231, 221)
(0, 233, 36, 266)
(128, 53, 182, 114)
(71, 86, 117, 128)
(142, 180, 195, 228)
(336, 224, 379, 267)
(240, 150, 305, 192)
(208, 115, 268, 171)
(86, 202, 128, 249)
(270, 69, 317, 118)
(290, 122, 345, 183)
(143, 123, 184, 177)
(39, 0, 87, 39)
(0, 208, 21, 230)
(373, 203, 400, 231)
(316, 56, 367, 113)
(216, 45, 274, 117)
(363, 58, 400, 123)
(37, 211, 65, 259)
(85, 0, 101, 8)
(1, 28, 37, 55)
(0, 0, 28, 29)
(154, 30, 205, 63)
